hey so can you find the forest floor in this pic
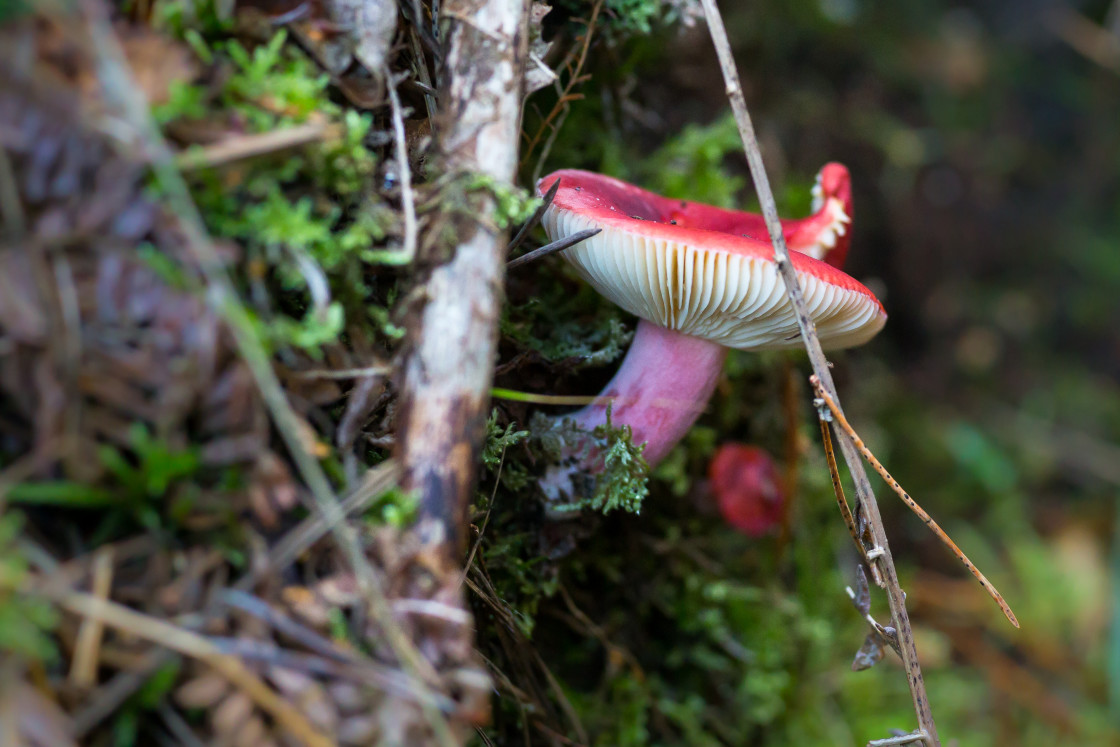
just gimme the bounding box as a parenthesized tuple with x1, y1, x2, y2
(1, 1, 1118, 746)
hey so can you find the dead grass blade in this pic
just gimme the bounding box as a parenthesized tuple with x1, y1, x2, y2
(48, 589, 334, 747)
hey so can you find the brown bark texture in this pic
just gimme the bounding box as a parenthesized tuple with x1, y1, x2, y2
(395, 0, 529, 554)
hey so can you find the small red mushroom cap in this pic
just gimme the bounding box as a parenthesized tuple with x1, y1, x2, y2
(708, 444, 785, 537)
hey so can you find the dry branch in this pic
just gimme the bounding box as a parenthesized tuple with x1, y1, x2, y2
(391, 0, 530, 741)
(396, 0, 529, 553)
(699, 0, 941, 743)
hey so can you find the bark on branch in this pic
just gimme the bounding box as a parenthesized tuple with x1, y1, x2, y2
(397, 0, 528, 553)
(387, 2, 528, 741)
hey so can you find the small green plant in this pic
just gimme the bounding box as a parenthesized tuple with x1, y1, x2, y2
(465, 174, 542, 229)
(152, 80, 209, 125)
(223, 31, 330, 129)
(365, 487, 420, 529)
(534, 407, 650, 515)
(99, 423, 201, 499)
(109, 659, 184, 746)
(552, 0, 678, 35)
(152, 0, 234, 37)
(643, 112, 746, 208)
(261, 302, 346, 357)
(0, 512, 59, 663)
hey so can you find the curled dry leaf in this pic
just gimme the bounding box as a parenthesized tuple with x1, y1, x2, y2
(233, 714, 270, 747)
(268, 666, 341, 734)
(8, 683, 79, 747)
(526, 2, 558, 94)
(282, 585, 331, 629)
(247, 451, 299, 528)
(323, 0, 397, 82)
(338, 714, 380, 746)
(854, 564, 871, 617)
(852, 632, 887, 671)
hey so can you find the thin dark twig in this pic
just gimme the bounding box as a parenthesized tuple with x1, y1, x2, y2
(207, 638, 455, 708)
(459, 445, 504, 588)
(506, 176, 560, 255)
(156, 704, 208, 747)
(699, 1, 941, 743)
(268, 2, 311, 24)
(522, 0, 603, 181)
(506, 228, 600, 270)
(819, 416, 881, 584)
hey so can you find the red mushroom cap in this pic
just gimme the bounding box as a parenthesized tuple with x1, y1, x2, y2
(708, 444, 785, 537)
(649, 162, 853, 269)
(537, 169, 885, 351)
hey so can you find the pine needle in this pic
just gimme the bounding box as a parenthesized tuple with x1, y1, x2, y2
(810, 375, 1020, 629)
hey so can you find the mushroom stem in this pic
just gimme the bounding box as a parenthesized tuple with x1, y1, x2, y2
(556, 318, 727, 466)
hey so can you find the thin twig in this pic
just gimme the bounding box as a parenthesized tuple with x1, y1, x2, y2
(813, 378, 1019, 628)
(1047, 7, 1120, 72)
(220, 589, 359, 662)
(69, 547, 114, 688)
(72, 649, 170, 736)
(156, 703, 208, 747)
(820, 417, 881, 583)
(869, 733, 931, 747)
(522, 0, 603, 181)
(506, 175, 560, 255)
(0, 146, 26, 235)
(409, 30, 438, 121)
(244, 462, 401, 585)
(380, 69, 419, 265)
(699, 1, 940, 742)
(175, 122, 339, 171)
(459, 444, 504, 587)
(506, 228, 600, 269)
(64, 463, 399, 737)
(294, 364, 391, 379)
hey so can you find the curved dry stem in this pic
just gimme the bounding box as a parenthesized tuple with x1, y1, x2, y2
(700, 0, 944, 741)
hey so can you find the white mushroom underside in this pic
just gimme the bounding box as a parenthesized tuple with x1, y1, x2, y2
(545, 208, 884, 351)
(799, 196, 850, 260)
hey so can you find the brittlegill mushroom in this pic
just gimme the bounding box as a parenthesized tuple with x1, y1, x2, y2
(708, 444, 785, 537)
(534, 165, 885, 502)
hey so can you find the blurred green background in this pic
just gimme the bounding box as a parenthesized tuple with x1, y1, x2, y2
(488, 1, 1120, 744)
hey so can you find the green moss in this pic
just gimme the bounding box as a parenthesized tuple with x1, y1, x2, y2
(150, 27, 400, 359)
(501, 300, 634, 369)
(642, 112, 747, 207)
(533, 407, 650, 516)
(466, 174, 542, 230)
(551, 0, 690, 36)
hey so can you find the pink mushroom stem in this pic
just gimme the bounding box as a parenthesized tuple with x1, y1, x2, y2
(558, 318, 727, 467)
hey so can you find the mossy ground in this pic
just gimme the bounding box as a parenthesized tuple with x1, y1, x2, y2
(0, 1, 1116, 745)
